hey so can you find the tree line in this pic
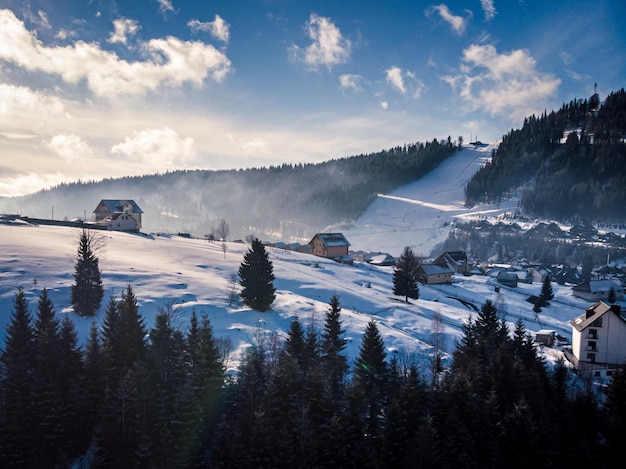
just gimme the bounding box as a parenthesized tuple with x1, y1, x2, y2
(465, 89, 626, 224)
(10, 138, 458, 240)
(3, 285, 626, 467)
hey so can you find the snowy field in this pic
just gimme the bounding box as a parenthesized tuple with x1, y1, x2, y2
(0, 145, 597, 374)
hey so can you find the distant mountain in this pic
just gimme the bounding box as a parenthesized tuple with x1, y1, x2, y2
(1, 138, 457, 241)
(465, 89, 626, 223)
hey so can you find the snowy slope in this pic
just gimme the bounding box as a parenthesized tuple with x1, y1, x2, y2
(0, 145, 598, 374)
(345, 143, 519, 257)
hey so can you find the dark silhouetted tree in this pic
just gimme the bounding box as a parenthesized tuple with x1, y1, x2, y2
(0, 288, 35, 466)
(239, 238, 276, 311)
(393, 246, 419, 302)
(539, 275, 554, 306)
(322, 294, 348, 398)
(71, 228, 103, 316)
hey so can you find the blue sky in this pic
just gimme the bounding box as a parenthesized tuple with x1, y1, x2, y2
(0, 0, 624, 197)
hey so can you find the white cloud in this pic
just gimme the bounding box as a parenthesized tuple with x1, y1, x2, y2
(380, 101, 388, 110)
(0, 9, 232, 97)
(386, 66, 406, 94)
(291, 13, 351, 71)
(111, 128, 196, 167)
(24, 9, 50, 29)
(480, 0, 497, 21)
(188, 15, 230, 43)
(45, 134, 93, 160)
(442, 44, 561, 120)
(428, 4, 471, 35)
(385, 66, 425, 98)
(0, 83, 65, 117)
(242, 137, 269, 154)
(157, 0, 176, 16)
(339, 74, 364, 92)
(108, 18, 140, 45)
(0, 172, 72, 198)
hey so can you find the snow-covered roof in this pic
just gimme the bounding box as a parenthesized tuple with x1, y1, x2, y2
(419, 263, 454, 275)
(572, 280, 622, 293)
(311, 232, 350, 247)
(571, 302, 624, 332)
(95, 199, 143, 214)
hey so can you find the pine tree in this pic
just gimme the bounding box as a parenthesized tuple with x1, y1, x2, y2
(117, 285, 147, 371)
(0, 287, 35, 466)
(31, 288, 63, 467)
(322, 294, 348, 398)
(608, 286, 617, 304)
(57, 315, 87, 459)
(393, 246, 419, 302)
(71, 228, 104, 316)
(239, 238, 276, 311)
(539, 275, 554, 306)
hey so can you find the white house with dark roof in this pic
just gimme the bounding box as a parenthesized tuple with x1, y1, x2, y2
(569, 302, 626, 378)
(93, 199, 143, 232)
(416, 263, 454, 285)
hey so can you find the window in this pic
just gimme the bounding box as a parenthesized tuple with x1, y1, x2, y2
(595, 371, 601, 377)
(587, 341, 597, 351)
(607, 370, 614, 377)
(586, 353, 596, 363)
(590, 317, 603, 328)
(588, 328, 598, 339)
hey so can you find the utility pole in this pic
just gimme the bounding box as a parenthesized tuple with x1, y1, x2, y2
(51, 205, 54, 220)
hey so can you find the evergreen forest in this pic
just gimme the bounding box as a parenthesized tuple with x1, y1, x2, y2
(4, 138, 458, 240)
(465, 89, 626, 223)
(2, 287, 626, 468)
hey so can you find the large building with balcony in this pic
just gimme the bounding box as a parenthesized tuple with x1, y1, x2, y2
(569, 302, 626, 378)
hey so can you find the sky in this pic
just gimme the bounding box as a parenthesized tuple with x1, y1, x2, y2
(0, 0, 624, 197)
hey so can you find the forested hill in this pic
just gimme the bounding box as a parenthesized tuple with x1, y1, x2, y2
(465, 89, 626, 222)
(4, 138, 457, 240)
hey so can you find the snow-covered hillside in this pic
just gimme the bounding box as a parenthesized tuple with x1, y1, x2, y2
(1, 144, 601, 374)
(345, 142, 519, 257)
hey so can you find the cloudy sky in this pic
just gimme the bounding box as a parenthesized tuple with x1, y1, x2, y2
(0, 0, 624, 197)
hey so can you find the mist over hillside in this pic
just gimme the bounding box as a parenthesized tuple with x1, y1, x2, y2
(0, 139, 457, 242)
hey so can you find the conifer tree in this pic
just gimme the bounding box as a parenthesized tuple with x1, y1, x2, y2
(71, 228, 104, 316)
(393, 246, 419, 302)
(608, 286, 617, 304)
(539, 275, 554, 306)
(31, 289, 63, 466)
(117, 285, 147, 371)
(0, 287, 35, 466)
(322, 294, 348, 397)
(57, 314, 87, 459)
(239, 238, 276, 311)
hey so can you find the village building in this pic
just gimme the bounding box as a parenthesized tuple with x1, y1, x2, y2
(568, 302, 626, 378)
(308, 233, 351, 263)
(433, 251, 471, 274)
(496, 271, 519, 288)
(363, 252, 396, 266)
(93, 199, 143, 232)
(572, 280, 624, 302)
(416, 263, 454, 285)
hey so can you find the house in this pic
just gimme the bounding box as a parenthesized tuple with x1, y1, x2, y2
(93, 199, 143, 232)
(568, 302, 626, 378)
(534, 330, 556, 347)
(433, 251, 471, 274)
(416, 263, 453, 285)
(572, 280, 624, 302)
(497, 271, 518, 288)
(364, 252, 396, 267)
(308, 233, 351, 261)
